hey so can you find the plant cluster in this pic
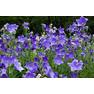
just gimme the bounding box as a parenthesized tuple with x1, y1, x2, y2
(0, 17, 94, 78)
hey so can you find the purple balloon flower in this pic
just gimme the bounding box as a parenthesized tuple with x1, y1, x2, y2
(81, 52, 86, 57)
(4, 23, 18, 33)
(54, 55, 64, 65)
(1, 74, 8, 78)
(0, 56, 24, 72)
(66, 52, 74, 59)
(76, 16, 88, 26)
(34, 57, 39, 62)
(68, 59, 83, 71)
(47, 71, 58, 78)
(70, 72, 78, 78)
(0, 63, 5, 68)
(38, 52, 45, 57)
(18, 35, 27, 43)
(43, 56, 48, 62)
(68, 22, 78, 33)
(31, 43, 38, 50)
(25, 62, 38, 72)
(43, 61, 58, 78)
(58, 27, 65, 34)
(55, 49, 65, 56)
(0, 67, 8, 78)
(22, 22, 29, 29)
(50, 35, 57, 46)
(0, 68, 7, 75)
(58, 34, 66, 45)
(23, 71, 36, 78)
(42, 62, 53, 76)
(43, 40, 51, 49)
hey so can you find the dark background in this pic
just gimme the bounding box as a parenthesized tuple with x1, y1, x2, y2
(0, 16, 94, 35)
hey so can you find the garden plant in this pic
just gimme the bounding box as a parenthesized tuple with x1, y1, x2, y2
(0, 16, 94, 78)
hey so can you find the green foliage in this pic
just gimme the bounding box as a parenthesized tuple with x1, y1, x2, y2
(79, 62, 94, 78)
(18, 49, 37, 66)
(7, 65, 26, 78)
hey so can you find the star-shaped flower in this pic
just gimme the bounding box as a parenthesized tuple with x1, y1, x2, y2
(4, 23, 18, 33)
(68, 59, 83, 71)
(76, 16, 88, 26)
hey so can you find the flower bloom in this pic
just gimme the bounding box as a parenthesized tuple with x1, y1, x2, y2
(25, 62, 38, 73)
(65, 52, 74, 59)
(68, 59, 83, 71)
(54, 55, 64, 65)
(47, 71, 58, 78)
(76, 16, 88, 26)
(18, 35, 27, 43)
(4, 23, 18, 33)
(43, 62, 58, 78)
(0, 56, 24, 72)
(70, 72, 78, 78)
(23, 71, 36, 78)
(22, 22, 29, 29)
(58, 27, 64, 34)
(68, 22, 78, 33)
